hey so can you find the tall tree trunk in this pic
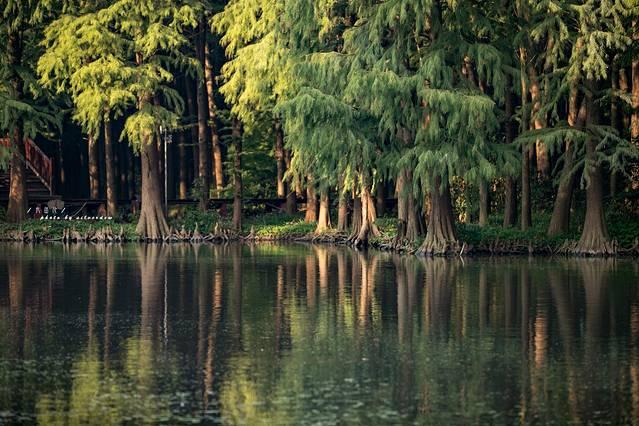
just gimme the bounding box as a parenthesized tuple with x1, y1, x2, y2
(376, 182, 385, 217)
(503, 79, 517, 228)
(232, 118, 242, 231)
(205, 42, 224, 195)
(396, 169, 421, 242)
(136, 133, 169, 240)
(6, 31, 27, 223)
(178, 131, 188, 199)
(284, 150, 297, 215)
(315, 191, 331, 233)
(7, 127, 27, 223)
(610, 63, 619, 196)
(520, 47, 532, 230)
(119, 137, 129, 200)
(632, 22, 639, 146)
(185, 77, 199, 181)
(417, 175, 458, 256)
(305, 180, 318, 223)
(529, 65, 549, 177)
(88, 132, 100, 199)
(274, 119, 286, 198)
(576, 82, 613, 255)
(548, 83, 586, 237)
(478, 180, 489, 227)
(127, 145, 136, 200)
(104, 117, 118, 217)
(350, 193, 362, 238)
(350, 173, 380, 247)
(196, 29, 209, 212)
(337, 184, 348, 232)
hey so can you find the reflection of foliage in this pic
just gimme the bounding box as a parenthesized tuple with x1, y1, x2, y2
(35, 337, 173, 425)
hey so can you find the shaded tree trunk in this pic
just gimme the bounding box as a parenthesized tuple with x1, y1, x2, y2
(520, 48, 532, 230)
(350, 193, 362, 238)
(529, 65, 549, 177)
(104, 117, 117, 217)
(503, 80, 517, 228)
(548, 84, 586, 237)
(417, 175, 458, 256)
(232, 118, 242, 231)
(632, 22, 639, 146)
(337, 187, 348, 232)
(196, 28, 210, 212)
(136, 134, 170, 240)
(305, 181, 318, 223)
(88, 132, 100, 199)
(6, 30, 28, 223)
(127, 146, 136, 200)
(118, 136, 129, 200)
(185, 77, 199, 181)
(178, 131, 188, 199)
(7, 127, 27, 223)
(284, 150, 297, 215)
(315, 191, 331, 233)
(350, 174, 380, 247)
(205, 42, 224, 195)
(274, 119, 286, 198)
(478, 180, 489, 227)
(576, 82, 613, 255)
(376, 183, 385, 217)
(396, 169, 421, 242)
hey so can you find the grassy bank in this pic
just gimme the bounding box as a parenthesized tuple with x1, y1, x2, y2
(1, 206, 638, 255)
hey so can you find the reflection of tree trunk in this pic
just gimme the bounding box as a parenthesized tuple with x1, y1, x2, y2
(104, 254, 115, 368)
(548, 267, 580, 420)
(305, 254, 316, 309)
(422, 258, 455, 335)
(479, 265, 488, 331)
(138, 245, 168, 338)
(204, 267, 223, 409)
(316, 247, 329, 301)
(230, 245, 242, 349)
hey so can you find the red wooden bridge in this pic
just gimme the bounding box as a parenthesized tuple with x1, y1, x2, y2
(0, 137, 55, 201)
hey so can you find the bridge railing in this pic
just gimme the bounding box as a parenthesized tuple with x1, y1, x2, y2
(1, 137, 54, 194)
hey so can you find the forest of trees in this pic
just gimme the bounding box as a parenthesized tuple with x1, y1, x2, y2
(1, 0, 638, 255)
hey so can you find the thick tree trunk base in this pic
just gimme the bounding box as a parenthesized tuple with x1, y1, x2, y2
(416, 176, 459, 257)
(136, 140, 169, 241)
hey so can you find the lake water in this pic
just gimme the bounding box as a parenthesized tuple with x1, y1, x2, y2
(0, 243, 638, 425)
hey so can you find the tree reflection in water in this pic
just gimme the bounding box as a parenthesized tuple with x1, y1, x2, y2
(0, 243, 638, 424)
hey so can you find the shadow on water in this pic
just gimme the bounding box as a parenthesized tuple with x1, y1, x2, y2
(0, 243, 638, 424)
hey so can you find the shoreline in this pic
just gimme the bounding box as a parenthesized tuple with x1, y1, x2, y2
(1, 224, 638, 258)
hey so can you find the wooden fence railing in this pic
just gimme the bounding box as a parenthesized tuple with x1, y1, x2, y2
(1, 137, 54, 194)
